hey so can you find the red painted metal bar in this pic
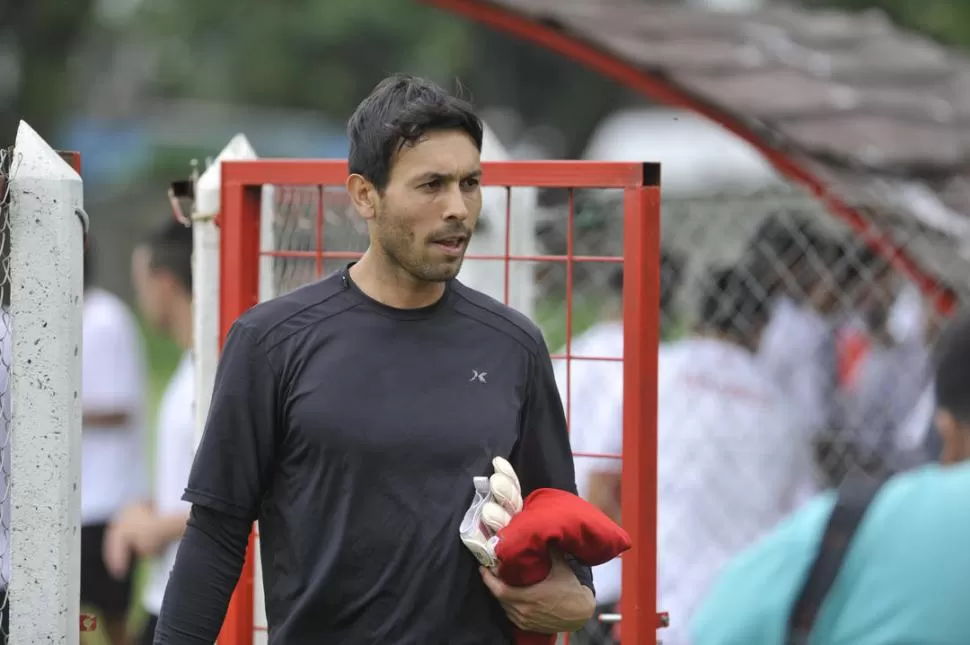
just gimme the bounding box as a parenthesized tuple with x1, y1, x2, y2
(419, 0, 957, 316)
(621, 184, 662, 643)
(217, 178, 261, 645)
(221, 159, 651, 189)
(257, 250, 624, 263)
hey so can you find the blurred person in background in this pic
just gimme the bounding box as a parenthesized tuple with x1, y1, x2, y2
(744, 217, 865, 486)
(104, 220, 195, 645)
(746, 217, 843, 436)
(837, 245, 933, 477)
(628, 265, 818, 645)
(559, 249, 684, 645)
(691, 308, 970, 645)
(80, 237, 149, 645)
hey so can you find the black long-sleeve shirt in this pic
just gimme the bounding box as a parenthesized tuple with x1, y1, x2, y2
(154, 267, 592, 645)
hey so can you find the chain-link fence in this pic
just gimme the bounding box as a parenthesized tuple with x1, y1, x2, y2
(539, 181, 955, 645)
(0, 146, 12, 645)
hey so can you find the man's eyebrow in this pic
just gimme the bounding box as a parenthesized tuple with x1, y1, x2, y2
(413, 169, 482, 182)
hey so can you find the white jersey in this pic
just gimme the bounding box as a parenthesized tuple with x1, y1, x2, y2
(143, 351, 195, 616)
(758, 296, 835, 438)
(81, 288, 148, 524)
(654, 337, 819, 645)
(553, 321, 625, 605)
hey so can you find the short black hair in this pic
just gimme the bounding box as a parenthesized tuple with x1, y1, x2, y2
(749, 213, 812, 256)
(608, 248, 684, 309)
(146, 219, 193, 295)
(743, 214, 820, 295)
(836, 239, 893, 290)
(933, 310, 970, 423)
(347, 74, 484, 192)
(699, 265, 769, 339)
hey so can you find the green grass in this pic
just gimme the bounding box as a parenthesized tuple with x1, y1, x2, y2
(535, 294, 609, 352)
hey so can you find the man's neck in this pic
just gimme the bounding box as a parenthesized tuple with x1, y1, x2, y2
(170, 297, 194, 352)
(349, 250, 446, 309)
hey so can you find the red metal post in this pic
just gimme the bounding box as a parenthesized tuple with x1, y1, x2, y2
(217, 177, 262, 645)
(620, 167, 662, 643)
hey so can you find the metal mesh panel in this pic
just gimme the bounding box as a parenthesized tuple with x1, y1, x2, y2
(244, 176, 645, 645)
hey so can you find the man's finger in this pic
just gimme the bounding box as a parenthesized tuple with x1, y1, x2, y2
(479, 566, 509, 597)
(102, 529, 130, 580)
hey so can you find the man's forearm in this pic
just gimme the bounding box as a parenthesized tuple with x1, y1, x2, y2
(153, 505, 251, 643)
(154, 510, 191, 545)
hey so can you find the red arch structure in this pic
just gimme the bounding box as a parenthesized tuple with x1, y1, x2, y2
(420, 0, 958, 316)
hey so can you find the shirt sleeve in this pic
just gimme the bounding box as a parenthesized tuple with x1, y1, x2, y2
(82, 311, 146, 414)
(510, 341, 594, 593)
(153, 505, 252, 643)
(182, 322, 278, 521)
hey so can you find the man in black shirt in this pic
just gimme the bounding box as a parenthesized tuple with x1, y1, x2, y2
(153, 74, 595, 644)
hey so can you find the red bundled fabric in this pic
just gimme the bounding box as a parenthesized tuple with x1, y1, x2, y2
(493, 488, 632, 645)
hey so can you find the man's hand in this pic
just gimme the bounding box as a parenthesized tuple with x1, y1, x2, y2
(103, 502, 168, 579)
(480, 553, 595, 634)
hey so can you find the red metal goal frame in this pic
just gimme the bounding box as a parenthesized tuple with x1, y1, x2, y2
(217, 159, 661, 644)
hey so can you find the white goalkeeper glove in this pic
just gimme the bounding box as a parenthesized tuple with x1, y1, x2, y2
(459, 456, 523, 569)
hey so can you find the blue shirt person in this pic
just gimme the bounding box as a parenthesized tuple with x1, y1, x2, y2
(691, 309, 970, 645)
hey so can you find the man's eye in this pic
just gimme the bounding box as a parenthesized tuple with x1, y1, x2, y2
(461, 178, 480, 189)
(422, 179, 442, 190)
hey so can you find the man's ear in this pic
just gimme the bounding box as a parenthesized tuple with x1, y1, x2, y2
(346, 174, 378, 222)
(935, 409, 970, 466)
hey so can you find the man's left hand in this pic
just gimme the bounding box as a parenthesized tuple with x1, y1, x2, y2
(480, 553, 595, 634)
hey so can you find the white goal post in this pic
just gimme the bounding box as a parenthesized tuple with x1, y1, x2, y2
(2, 121, 86, 643)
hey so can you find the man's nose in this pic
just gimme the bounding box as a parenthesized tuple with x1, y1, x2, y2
(442, 184, 469, 222)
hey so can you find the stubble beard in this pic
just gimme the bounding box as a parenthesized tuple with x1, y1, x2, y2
(375, 209, 467, 284)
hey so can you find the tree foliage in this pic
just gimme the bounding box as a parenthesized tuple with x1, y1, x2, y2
(130, 0, 476, 120)
(803, 0, 970, 48)
(0, 0, 97, 142)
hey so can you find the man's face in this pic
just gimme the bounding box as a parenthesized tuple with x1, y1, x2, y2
(131, 245, 168, 331)
(370, 129, 482, 283)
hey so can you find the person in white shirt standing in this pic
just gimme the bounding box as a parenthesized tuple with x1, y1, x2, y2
(103, 220, 195, 645)
(556, 269, 625, 645)
(653, 265, 819, 645)
(559, 251, 684, 645)
(80, 238, 149, 645)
